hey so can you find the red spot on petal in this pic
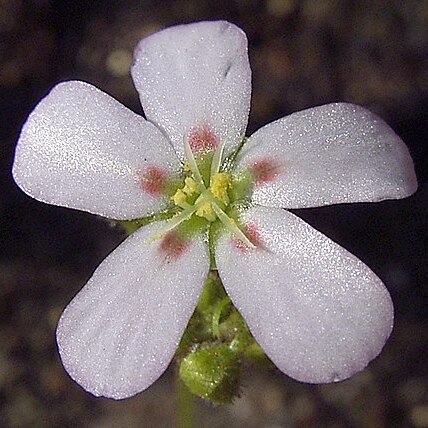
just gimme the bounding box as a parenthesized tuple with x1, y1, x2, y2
(159, 231, 189, 260)
(188, 125, 219, 154)
(233, 223, 263, 253)
(138, 166, 168, 196)
(249, 158, 282, 185)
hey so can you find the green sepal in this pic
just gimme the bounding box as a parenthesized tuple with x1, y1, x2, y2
(118, 208, 178, 235)
(176, 215, 209, 240)
(179, 343, 241, 404)
(229, 172, 253, 203)
(164, 175, 186, 198)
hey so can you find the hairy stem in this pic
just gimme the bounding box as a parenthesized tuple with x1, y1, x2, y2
(177, 378, 196, 428)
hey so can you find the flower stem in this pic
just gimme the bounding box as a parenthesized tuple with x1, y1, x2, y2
(177, 378, 196, 428)
(212, 296, 231, 338)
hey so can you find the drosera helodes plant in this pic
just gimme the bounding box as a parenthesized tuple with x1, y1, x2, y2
(12, 21, 417, 402)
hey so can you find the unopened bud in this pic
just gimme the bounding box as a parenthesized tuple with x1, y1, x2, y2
(179, 344, 240, 404)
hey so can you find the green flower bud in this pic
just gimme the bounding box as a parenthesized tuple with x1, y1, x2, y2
(179, 344, 240, 404)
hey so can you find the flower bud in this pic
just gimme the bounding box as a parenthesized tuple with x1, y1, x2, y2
(179, 344, 240, 404)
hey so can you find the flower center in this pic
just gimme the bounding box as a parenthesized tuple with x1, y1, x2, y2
(157, 133, 255, 249)
(172, 172, 231, 222)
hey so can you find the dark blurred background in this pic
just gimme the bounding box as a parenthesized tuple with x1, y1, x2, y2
(0, 1, 427, 427)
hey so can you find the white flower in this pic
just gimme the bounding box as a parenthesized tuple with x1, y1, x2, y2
(12, 21, 417, 400)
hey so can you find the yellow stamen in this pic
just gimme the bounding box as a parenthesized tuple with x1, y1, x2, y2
(172, 188, 188, 207)
(210, 172, 231, 205)
(183, 177, 198, 196)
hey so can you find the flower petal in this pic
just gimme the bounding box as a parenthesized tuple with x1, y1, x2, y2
(13, 81, 181, 220)
(215, 206, 393, 384)
(131, 21, 251, 158)
(56, 221, 210, 399)
(235, 103, 417, 208)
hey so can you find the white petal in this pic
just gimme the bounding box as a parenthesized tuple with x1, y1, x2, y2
(215, 206, 393, 384)
(57, 221, 210, 399)
(13, 81, 181, 220)
(131, 21, 251, 158)
(236, 103, 417, 208)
